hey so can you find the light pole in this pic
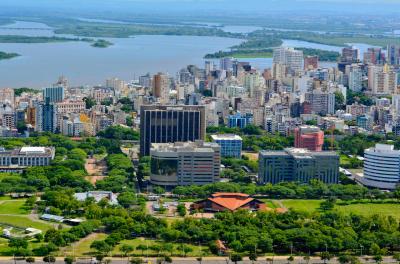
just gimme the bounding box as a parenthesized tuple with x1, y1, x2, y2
(360, 244, 364, 256)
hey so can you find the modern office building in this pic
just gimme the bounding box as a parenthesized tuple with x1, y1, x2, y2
(294, 126, 324, 152)
(258, 148, 339, 184)
(43, 86, 65, 103)
(35, 98, 57, 133)
(150, 141, 220, 187)
(211, 134, 243, 158)
(387, 44, 400, 66)
(362, 144, 400, 190)
(0, 147, 55, 167)
(228, 112, 253, 129)
(140, 105, 206, 156)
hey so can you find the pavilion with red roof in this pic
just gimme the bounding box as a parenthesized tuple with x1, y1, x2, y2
(191, 192, 266, 212)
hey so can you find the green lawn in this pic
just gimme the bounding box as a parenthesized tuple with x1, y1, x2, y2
(115, 238, 208, 257)
(0, 199, 30, 214)
(0, 215, 56, 231)
(281, 200, 322, 213)
(280, 199, 400, 219)
(62, 233, 108, 256)
(337, 203, 400, 219)
(63, 234, 208, 257)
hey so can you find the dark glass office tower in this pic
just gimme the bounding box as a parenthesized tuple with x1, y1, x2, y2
(140, 105, 206, 156)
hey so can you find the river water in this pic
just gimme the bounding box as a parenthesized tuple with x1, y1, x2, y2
(0, 21, 374, 88)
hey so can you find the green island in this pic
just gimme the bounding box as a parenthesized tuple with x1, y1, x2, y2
(0, 51, 19, 60)
(0, 35, 93, 44)
(205, 47, 340, 61)
(91, 39, 113, 48)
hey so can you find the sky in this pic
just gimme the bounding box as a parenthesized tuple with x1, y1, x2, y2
(1, 0, 400, 17)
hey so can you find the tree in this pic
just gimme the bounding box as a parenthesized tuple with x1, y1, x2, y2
(120, 244, 134, 263)
(230, 253, 242, 264)
(9, 238, 28, 250)
(196, 257, 203, 264)
(136, 244, 147, 256)
(117, 192, 137, 208)
(320, 252, 331, 264)
(64, 256, 75, 264)
(130, 258, 143, 264)
(287, 255, 294, 264)
(90, 241, 112, 257)
(319, 197, 336, 211)
(176, 204, 187, 217)
(249, 252, 257, 264)
(26, 257, 35, 263)
(43, 256, 56, 264)
(34, 233, 44, 242)
(393, 253, 400, 264)
(303, 256, 310, 264)
(373, 255, 383, 264)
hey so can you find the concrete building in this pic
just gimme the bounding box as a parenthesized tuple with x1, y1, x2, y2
(294, 126, 324, 152)
(304, 91, 335, 115)
(304, 56, 318, 70)
(140, 105, 206, 156)
(273, 47, 304, 73)
(0, 88, 15, 107)
(348, 65, 363, 92)
(258, 148, 339, 184)
(211, 134, 242, 158)
(387, 44, 400, 66)
(362, 144, 400, 190)
(152, 73, 170, 104)
(150, 141, 220, 186)
(0, 147, 55, 167)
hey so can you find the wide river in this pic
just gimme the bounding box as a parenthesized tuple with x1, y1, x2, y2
(0, 21, 374, 88)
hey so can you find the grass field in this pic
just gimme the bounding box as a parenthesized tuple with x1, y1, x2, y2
(280, 199, 400, 219)
(0, 215, 56, 231)
(337, 203, 400, 219)
(62, 233, 108, 256)
(281, 200, 322, 212)
(63, 234, 208, 257)
(0, 200, 30, 215)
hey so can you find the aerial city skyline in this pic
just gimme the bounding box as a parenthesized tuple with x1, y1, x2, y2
(1, 1, 400, 263)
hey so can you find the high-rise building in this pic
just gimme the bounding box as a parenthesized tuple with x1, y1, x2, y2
(43, 86, 64, 103)
(211, 134, 242, 158)
(152, 73, 170, 104)
(363, 48, 385, 65)
(387, 44, 400, 66)
(139, 73, 152, 88)
(0, 88, 15, 107)
(273, 47, 304, 73)
(140, 105, 206, 156)
(368, 65, 398, 95)
(304, 91, 335, 115)
(347, 64, 363, 92)
(150, 141, 220, 186)
(304, 56, 319, 70)
(35, 98, 57, 132)
(220, 57, 233, 71)
(362, 144, 400, 190)
(258, 148, 339, 184)
(341, 47, 359, 63)
(294, 126, 324, 152)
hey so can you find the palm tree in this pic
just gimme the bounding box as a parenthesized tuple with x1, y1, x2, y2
(287, 255, 294, 264)
(303, 255, 311, 264)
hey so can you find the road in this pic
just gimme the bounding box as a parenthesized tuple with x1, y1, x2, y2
(0, 256, 397, 264)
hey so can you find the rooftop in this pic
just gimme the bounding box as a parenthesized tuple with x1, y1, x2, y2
(211, 134, 242, 141)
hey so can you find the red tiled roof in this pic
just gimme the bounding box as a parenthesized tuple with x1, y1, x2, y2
(211, 192, 250, 198)
(208, 195, 254, 211)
